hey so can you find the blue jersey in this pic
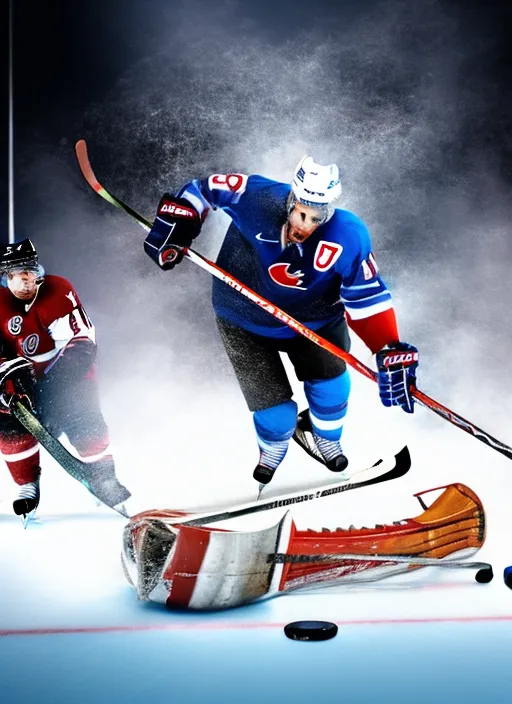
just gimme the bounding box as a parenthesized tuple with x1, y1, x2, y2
(179, 173, 394, 339)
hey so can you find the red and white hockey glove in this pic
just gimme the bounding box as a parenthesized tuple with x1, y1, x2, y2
(144, 194, 202, 271)
(0, 357, 35, 414)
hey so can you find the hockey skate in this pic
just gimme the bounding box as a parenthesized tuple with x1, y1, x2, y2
(253, 436, 291, 499)
(13, 478, 40, 528)
(293, 409, 349, 473)
(253, 464, 276, 500)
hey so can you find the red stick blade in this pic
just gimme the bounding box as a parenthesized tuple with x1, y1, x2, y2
(75, 139, 102, 194)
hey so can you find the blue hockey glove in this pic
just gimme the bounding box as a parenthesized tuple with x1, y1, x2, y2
(143, 194, 202, 271)
(376, 342, 419, 414)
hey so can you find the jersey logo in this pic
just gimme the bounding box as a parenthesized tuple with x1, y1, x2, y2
(7, 315, 23, 335)
(361, 253, 379, 280)
(268, 263, 307, 290)
(313, 241, 343, 272)
(22, 334, 39, 356)
(209, 174, 248, 194)
(255, 232, 279, 243)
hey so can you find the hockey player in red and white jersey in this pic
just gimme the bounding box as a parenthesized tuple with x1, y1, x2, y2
(0, 239, 130, 518)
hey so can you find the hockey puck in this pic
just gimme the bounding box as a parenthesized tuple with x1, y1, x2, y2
(503, 566, 512, 589)
(284, 620, 338, 642)
(475, 566, 494, 583)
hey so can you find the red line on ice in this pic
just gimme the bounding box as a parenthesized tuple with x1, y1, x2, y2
(2, 614, 512, 637)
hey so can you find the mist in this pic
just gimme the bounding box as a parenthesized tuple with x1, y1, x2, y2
(12, 0, 512, 524)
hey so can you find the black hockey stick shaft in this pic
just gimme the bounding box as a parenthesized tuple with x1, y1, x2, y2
(127, 447, 411, 531)
(75, 139, 512, 462)
(177, 446, 410, 526)
(12, 401, 128, 517)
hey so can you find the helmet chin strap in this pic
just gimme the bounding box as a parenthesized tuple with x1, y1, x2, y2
(22, 280, 43, 312)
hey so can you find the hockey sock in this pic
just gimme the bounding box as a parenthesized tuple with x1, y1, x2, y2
(257, 438, 290, 470)
(304, 371, 351, 442)
(253, 400, 297, 469)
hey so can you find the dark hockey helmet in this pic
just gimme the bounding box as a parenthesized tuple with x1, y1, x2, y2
(0, 239, 45, 283)
(0, 239, 40, 272)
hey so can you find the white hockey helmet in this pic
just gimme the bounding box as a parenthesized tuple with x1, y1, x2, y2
(291, 156, 342, 207)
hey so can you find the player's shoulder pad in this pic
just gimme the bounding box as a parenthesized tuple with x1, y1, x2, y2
(40, 275, 82, 306)
(329, 208, 372, 247)
(246, 175, 291, 201)
(247, 174, 285, 189)
(41, 274, 75, 292)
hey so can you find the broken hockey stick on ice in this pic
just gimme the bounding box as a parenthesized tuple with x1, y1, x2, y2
(12, 400, 128, 518)
(130, 446, 411, 528)
(75, 139, 512, 462)
(123, 448, 411, 601)
(122, 481, 487, 608)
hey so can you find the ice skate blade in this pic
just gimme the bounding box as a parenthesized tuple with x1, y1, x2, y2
(21, 509, 38, 529)
(257, 484, 266, 501)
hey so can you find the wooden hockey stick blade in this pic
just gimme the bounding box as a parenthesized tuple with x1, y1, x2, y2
(75, 139, 512, 462)
(12, 401, 128, 517)
(174, 446, 411, 527)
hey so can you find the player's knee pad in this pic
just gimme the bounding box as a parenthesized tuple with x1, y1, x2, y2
(304, 372, 351, 441)
(253, 400, 298, 442)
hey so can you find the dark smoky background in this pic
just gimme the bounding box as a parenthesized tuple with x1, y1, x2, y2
(10, 0, 512, 507)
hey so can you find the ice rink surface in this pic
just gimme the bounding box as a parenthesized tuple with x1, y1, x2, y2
(1, 369, 512, 704)
(5, 0, 512, 700)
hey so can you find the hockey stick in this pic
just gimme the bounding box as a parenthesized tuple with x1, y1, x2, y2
(269, 552, 493, 582)
(164, 446, 410, 527)
(12, 400, 128, 517)
(75, 139, 512, 462)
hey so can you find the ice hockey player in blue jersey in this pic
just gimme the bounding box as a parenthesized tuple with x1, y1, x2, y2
(144, 156, 419, 486)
